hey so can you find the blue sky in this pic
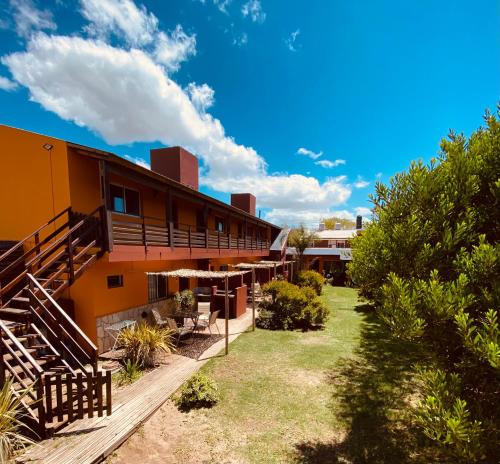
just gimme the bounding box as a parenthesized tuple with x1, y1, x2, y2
(0, 0, 498, 226)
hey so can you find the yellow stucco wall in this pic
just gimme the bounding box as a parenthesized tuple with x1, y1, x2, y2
(0, 125, 71, 240)
(66, 256, 197, 341)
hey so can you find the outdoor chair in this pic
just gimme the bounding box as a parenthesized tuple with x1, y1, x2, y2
(166, 317, 193, 346)
(197, 301, 211, 321)
(152, 308, 168, 328)
(195, 310, 220, 335)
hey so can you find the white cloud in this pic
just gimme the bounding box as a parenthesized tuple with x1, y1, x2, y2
(9, 0, 56, 38)
(154, 26, 196, 72)
(232, 32, 248, 46)
(241, 0, 266, 23)
(353, 176, 369, 188)
(80, 0, 158, 46)
(375, 172, 383, 179)
(124, 154, 150, 169)
(0, 75, 18, 91)
(354, 206, 371, 217)
(187, 82, 215, 112)
(285, 28, 300, 52)
(80, 0, 196, 72)
(297, 147, 322, 160)
(2, 0, 353, 226)
(315, 159, 346, 168)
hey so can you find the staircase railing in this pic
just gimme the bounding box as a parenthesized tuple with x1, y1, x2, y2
(0, 206, 106, 306)
(26, 274, 98, 374)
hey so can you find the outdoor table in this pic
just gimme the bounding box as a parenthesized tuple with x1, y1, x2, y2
(167, 311, 203, 336)
(105, 319, 137, 351)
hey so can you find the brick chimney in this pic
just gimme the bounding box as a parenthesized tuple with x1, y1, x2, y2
(231, 193, 256, 216)
(150, 147, 199, 190)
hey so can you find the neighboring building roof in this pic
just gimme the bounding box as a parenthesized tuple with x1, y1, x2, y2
(314, 229, 358, 240)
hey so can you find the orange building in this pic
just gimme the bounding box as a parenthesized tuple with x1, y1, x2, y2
(0, 125, 281, 352)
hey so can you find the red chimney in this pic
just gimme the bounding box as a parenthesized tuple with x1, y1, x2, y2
(150, 146, 199, 190)
(231, 193, 256, 216)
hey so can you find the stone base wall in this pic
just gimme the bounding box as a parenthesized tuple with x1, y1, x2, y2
(96, 299, 176, 353)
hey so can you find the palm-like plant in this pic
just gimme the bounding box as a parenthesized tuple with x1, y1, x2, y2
(117, 323, 176, 368)
(288, 225, 318, 271)
(0, 380, 35, 462)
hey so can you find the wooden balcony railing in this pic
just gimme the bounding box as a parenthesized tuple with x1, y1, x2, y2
(110, 215, 270, 251)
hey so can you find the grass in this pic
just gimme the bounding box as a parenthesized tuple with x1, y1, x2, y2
(169, 286, 443, 463)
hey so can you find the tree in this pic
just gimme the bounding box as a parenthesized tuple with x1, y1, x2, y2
(348, 107, 500, 461)
(322, 216, 355, 230)
(288, 225, 318, 271)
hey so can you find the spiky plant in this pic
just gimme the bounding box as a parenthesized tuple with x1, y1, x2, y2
(0, 380, 35, 462)
(117, 322, 176, 368)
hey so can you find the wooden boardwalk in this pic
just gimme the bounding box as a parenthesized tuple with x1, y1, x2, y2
(19, 309, 254, 464)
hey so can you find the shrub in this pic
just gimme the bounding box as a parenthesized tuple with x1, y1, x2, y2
(415, 368, 484, 462)
(118, 322, 175, 368)
(176, 373, 220, 411)
(0, 380, 34, 462)
(258, 281, 328, 330)
(347, 108, 500, 458)
(255, 308, 275, 330)
(115, 360, 142, 386)
(296, 270, 324, 295)
(174, 289, 195, 312)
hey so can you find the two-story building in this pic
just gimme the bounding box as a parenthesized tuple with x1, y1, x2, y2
(0, 125, 281, 352)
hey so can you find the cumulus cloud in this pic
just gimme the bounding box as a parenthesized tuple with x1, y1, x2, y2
(213, 0, 232, 14)
(2, 0, 353, 225)
(154, 26, 196, 72)
(80, 0, 158, 46)
(297, 147, 322, 160)
(80, 0, 195, 72)
(187, 82, 215, 112)
(241, 0, 266, 23)
(0, 75, 18, 91)
(315, 159, 346, 168)
(9, 0, 56, 38)
(285, 29, 300, 52)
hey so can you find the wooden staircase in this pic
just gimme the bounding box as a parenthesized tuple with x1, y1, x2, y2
(0, 207, 112, 438)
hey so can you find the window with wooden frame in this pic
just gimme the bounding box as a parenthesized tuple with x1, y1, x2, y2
(107, 275, 124, 288)
(147, 274, 168, 303)
(110, 184, 141, 216)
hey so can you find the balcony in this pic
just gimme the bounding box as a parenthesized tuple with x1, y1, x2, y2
(109, 214, 270, 258)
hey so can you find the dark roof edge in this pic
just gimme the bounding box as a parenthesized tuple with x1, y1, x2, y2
(67, 142, 279, 229)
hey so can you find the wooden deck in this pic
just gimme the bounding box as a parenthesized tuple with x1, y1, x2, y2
(18, 309, 255, 464)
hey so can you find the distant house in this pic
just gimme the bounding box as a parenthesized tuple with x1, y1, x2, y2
(286, 218, 363, 282)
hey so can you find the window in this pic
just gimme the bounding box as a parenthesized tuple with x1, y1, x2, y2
(107, 275, 123, 288)
(215, 217, 225, 232)
(148, 275, 168, 302)
(110, 184, 140, 216)
(220, 265, 229, 271)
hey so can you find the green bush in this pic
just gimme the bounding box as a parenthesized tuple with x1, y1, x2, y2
(296, 270, 324, 295)
(415, 369, 484, 462)
(118, 322, 175, 368)
(257, 280, 328, 330)
(115, 360, 142, 386)
(347, 107, 500, 458)
(0, 380, 34, 462)
(174, 289, 195, 312)
(176, 373, 220, 411)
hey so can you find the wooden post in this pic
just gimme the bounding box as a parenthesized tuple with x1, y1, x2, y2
(225, 275, 229, 355)
(252, 268, 256, 331)
(274, 263, 277, 279)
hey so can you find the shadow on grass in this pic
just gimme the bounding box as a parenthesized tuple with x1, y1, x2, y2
(294, 303, 441, 464)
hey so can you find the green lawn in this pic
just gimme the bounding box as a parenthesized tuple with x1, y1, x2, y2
(165, 286, 442, 463)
